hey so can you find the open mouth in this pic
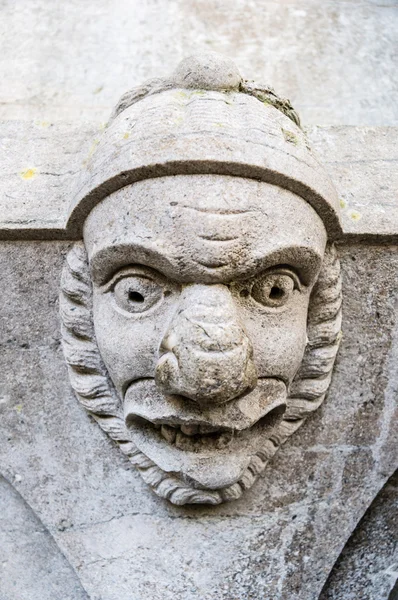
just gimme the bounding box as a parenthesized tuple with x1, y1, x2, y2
(123, 377, 287, 489)
(128, 416, 235, 451)
(124, 377, 287, 454)
(128, 404, 285, 452)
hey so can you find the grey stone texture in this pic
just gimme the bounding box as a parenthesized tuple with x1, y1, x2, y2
(0, 241, 397, 598)
(67, 52, 341, 239)
(0, 0, 397, 126)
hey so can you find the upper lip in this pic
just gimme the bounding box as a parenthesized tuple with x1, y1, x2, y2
(123, 376, 287, 433)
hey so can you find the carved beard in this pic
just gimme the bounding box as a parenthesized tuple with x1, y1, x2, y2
(60, 243, 342, 505)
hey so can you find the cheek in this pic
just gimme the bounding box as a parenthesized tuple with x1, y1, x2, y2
(92, 292, 172, 395)
(240, 297, 310, 383)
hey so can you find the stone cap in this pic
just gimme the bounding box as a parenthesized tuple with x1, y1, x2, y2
(67, 53, 342, 239)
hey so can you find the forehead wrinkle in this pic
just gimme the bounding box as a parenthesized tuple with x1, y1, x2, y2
(182, 205, 254, 215)
(184, 207, 252, 244)
(84, 176, 328, 285)
(197, 235, 240, 242)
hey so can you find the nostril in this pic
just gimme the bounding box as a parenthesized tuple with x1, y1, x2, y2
(171, 393, 199, 408)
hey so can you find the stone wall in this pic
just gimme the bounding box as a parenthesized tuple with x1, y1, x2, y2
(0, 2, 397, 598)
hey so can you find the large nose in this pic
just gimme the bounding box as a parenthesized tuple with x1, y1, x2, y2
(155, 284, 257, 407)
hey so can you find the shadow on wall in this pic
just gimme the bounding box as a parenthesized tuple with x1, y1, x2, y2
(389, 580, 398, 600)
(320, 469, 398, 600)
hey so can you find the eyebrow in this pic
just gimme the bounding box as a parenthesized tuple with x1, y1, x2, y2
(89, 241, 324, 287)
(90, 242, 178, 286)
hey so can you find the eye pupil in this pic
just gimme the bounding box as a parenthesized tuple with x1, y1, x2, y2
(269, 286, 284, 299)
(128, 291, 145, 303)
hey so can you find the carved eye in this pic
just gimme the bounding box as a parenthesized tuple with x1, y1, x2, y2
(113, 275, 164, 313)
(251, 270, 298, 308)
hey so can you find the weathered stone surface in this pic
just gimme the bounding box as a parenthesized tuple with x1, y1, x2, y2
(1, 123, 396, 239)
(308, 126, 398, 239)
(0, 121, 96, 237)
(0, 241, 396, 598)
(0, 0, 396, 126)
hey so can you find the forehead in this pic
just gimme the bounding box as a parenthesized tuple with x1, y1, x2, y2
(84, 175, 327, 284)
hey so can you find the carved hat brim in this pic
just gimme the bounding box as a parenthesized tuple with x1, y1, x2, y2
(67, 56, 342, 239)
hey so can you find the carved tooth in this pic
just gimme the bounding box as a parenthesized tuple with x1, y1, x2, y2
(175, 431, 192, 451)
(161, 425, 177, 444)
(180, 424, 199, 436)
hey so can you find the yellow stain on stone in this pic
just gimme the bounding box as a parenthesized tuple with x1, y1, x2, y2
(172, 116, 184, 126)
(339, 198, 347, 209)
(20, 168, 37, 180)
(84, 138, 100, 163)
(123, 132, 130, 139)
(174, 91, 188, 100)
(14, 404, 23, 413)
(348, 210, 362, 221)
(281, 128, 298, 145)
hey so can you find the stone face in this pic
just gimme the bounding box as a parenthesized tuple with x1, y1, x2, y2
(57, 54, 343, 504)
(0, 20, 397, 597)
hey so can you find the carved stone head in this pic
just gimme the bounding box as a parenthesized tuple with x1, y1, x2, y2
(60, 53, 342, 505)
